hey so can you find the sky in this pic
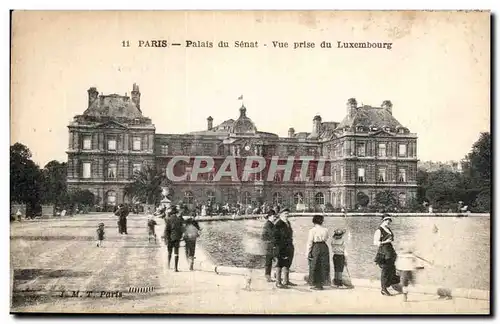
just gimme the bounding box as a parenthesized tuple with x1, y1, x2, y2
(10, 11, 490, 167)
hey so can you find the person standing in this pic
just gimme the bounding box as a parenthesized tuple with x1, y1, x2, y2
(165, 206, 184, 272)
(147, 217, 158, 243)
(306, 215, 330, 290)
(183, 215, 201, 271)
(273, 208, 296, 288)
(373, 215, 401, 296)
(331, 229, 347, 288)
(114, 205, 123, 234)
(262, 210, 277, 282)
(96, 222, 105, 247)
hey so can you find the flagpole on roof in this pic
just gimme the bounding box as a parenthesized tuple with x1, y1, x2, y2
(238, 94, 244, 106)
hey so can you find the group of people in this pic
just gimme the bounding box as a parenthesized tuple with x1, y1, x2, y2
(151, 205, 202, 272)
(245, 210, 432, 301)
(245, 209, 349, 291)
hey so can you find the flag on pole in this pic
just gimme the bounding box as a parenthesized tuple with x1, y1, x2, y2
(238, 95, 243, 100)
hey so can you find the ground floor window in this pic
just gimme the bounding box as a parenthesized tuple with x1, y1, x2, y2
(399, 193, 407, 207)
(315, 192, 325, 205)
(273, 192, 283, 205)
(206, 190, 215, 204)
(107, 191, 117, 205)
(243, 191, 252, 205)
(184, 191, 194, 204)
(293, 192, 304, 205)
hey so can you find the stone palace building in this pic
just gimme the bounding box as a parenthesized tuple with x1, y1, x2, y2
(66, 84, 418, 210)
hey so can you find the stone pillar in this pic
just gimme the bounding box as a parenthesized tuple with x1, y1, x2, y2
(98, 133, 104, 150)
(74, 132, 79, 150)
(123, 158, 129, 179)
(69, 131, 74, 150)
(92, 133, 98, 150)
(149, 134, 154, 152)
(124, 133, 129, 152)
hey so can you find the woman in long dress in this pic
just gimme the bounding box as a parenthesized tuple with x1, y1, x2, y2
(373, 215, 401, 296)
(306, 215, 331, 290)
(242, 218, 267, 291)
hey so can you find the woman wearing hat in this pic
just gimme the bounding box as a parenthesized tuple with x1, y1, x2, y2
(306, 215, 331, 290)
(373, 215, 400, 296)
(331, 228, 348, 288)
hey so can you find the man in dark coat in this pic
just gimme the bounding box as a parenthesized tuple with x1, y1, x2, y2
(165, 206, 184, 272)
(272, 208, 297, 288)
(262, 210, 277, 282)
(115, 204, 129, 235)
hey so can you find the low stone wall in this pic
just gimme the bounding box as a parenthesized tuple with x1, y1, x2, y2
(192, 212, 489, 222)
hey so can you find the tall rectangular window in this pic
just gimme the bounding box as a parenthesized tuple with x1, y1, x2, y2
(340, 167, 344, 181)
(357, 168, 365, 183)
(333, 169, 337, 183)
(378, 143, 386, 157)
(399, 144, 407, 157)
(356, 142, 366, 157)
(399, 169, 407, 182)
(82, 162, 91, 178)
(107, 163, 117, 178)
(82, 136, 92, 150)
(133, 163, 142, 174)
(378, 168, 386, 182)
(108, 138, 117, 151)
(133, 137, 141, 151)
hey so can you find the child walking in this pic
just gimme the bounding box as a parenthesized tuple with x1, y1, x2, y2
(395, 242, 433, 302)
(331, 229, 348, 288)
(96, 223, 105, 247)
(147, 217, 158, 243)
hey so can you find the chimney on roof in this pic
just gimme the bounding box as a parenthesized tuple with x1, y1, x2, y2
(207, 116, 213, 130)
(312, 115, 322, 137)
(87, 87, 99, 108)
(347, 98, 358, 118)
(131, 83, 141, 112)
(381, 100, 393, 115)
(288, 127, 295, 138)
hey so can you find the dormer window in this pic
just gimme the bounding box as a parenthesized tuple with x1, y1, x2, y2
(398, 128, 407, 134)
(371, 126, 378, 131)
(356, 126, 365, 132)
(384, 126, 391, 132)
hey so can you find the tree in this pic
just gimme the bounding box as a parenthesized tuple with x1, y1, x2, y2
(463, 132, 491, 212)
(374, 190, 397, 211)
(124, 165, 168, 206)
(10, 143, 43, 215)
(356, 192, 369, 207)
(70, 189, 96, 206)
(40, 160, 68, 206)
(425, 170, 465, 210)
(416, 169, 429, 203)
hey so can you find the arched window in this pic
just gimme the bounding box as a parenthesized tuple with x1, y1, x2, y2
(399, 193, 407, 207)
(243, 191, 252, 205)
(184, 191, 194, 204)
(273, 192, 282, 205)
(315, 192, 325, 205)
(293, 192, 304, 205)
(206, 190, 215, 204)
(106, 191, 117, 206)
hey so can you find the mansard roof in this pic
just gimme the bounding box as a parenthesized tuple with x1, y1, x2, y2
(83, 94, 143, 119)
(336, 105, 404, 130)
